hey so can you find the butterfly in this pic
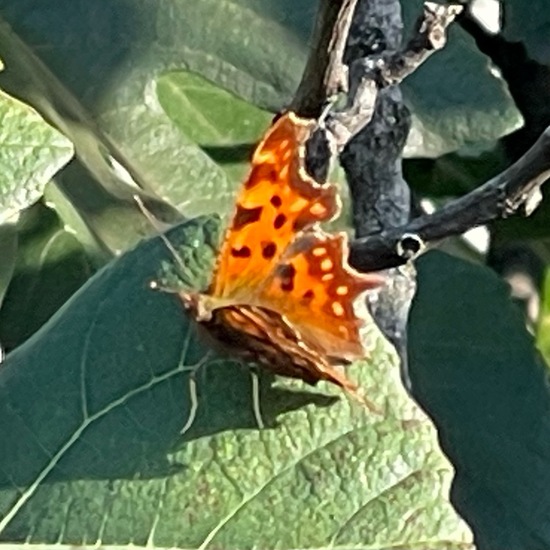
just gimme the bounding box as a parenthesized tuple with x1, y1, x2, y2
(179, 112, 384, 405)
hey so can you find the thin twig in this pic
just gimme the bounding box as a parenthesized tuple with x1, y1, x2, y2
(290, 0, 358, 118)
(293, 1, 461, 189)
(349, 126, 550, 272)
(328, 2, 463, 149)
(324, 0, 358, 98)
(380, 2, 464, 86)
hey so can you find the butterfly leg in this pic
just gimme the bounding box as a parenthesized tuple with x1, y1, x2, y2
(249, 365, 266, 430)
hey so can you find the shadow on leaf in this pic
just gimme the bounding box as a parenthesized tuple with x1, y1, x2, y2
(0, 216, 341, 489)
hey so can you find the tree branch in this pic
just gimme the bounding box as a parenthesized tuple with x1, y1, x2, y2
(350, 126, 550, 272)
(291, 0, 462, 229)
(290, 0, 358, 118)
(291, 0, 550, 279)
(291, 1, 462, 144)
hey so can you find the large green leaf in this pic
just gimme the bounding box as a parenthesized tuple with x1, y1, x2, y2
(156, 71, 273, 186)
(0, 217, 472, 547)
(0, 87, 73, 221)
(126, 70, 274, 216)
(410, 252, 550, 550)
(0, 0, 311, 227)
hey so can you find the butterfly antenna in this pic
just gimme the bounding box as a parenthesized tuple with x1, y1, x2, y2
(133, 194, 188, 275)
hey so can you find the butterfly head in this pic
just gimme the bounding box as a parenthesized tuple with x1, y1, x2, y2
(179, 290, 238, 323)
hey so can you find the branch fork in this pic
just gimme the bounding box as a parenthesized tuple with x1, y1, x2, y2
(290, 0, 550, 273)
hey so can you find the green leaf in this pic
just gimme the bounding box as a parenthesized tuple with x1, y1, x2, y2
(116, 69, 274, 216)
(0, 15, 184, 259)
(0, 220, 17, 309)
(536, 267, 550, 365)
(404, 143, 509, 198)
(501, 0, 550, 64)
(0, 87, 73, 221)
(400, 1, 523, 157)
(0, 0, 313, 224)
(157, 70, 273, 185)
(410, 251, 550, 549)
(0, 217, 472, 547)
(0, 202, 93, 352)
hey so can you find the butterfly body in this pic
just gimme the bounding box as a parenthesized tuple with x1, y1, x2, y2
(208, 306, 351, 387)
(179, 112, 383, 403)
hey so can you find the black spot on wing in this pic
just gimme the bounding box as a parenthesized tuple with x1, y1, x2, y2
(279, 263, 296, 292)
(231, 246, 252, 258)
(281, 280, 294, 292)
(270, 195, 282, 208)
(262, 242, 277, 259)
(274, 213, 287, 229)
(232, 205, 263, 230)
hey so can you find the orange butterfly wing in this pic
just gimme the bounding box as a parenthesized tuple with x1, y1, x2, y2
(210, 305, 370, 396)
(258, 229, 383, 361)
(210, 112, 339, 302)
